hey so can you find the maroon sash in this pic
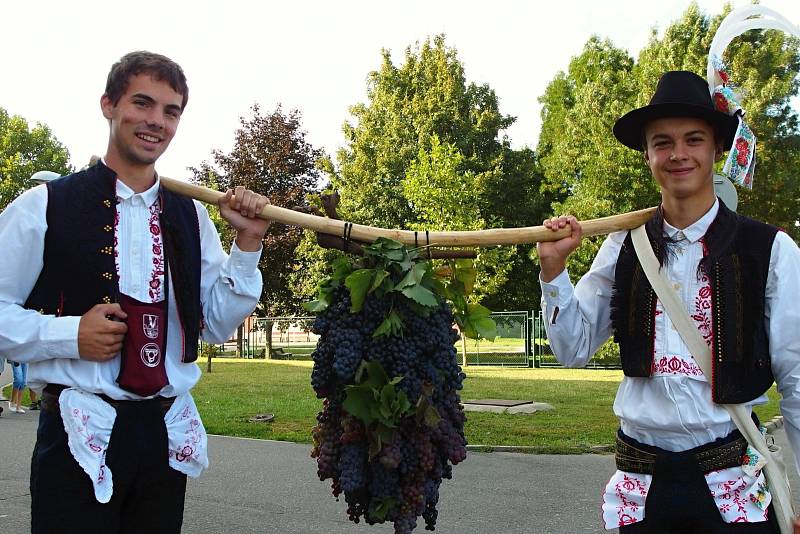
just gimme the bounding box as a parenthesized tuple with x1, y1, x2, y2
(116, 293, 168, 397)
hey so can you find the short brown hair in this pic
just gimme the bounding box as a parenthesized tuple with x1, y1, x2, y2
(104, 51, 189, 110)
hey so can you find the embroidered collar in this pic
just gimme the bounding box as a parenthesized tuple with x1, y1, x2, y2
(662, 199, 719, 244)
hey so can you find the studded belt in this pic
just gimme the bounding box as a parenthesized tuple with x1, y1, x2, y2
(615, 433, 747, 475)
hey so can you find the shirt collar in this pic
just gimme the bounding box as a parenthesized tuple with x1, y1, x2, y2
(662, 198, 719, 244)
(103, 158, 161, 207)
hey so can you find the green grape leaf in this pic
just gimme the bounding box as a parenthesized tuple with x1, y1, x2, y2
(330, 256, 353, 281)
(400, 284, 438, 308)
(345, 269, 375, 312)
(454, 259, 477, 295)
(370, 269, 390, 292)
(370, 497, 397, 522)
(423, 405, 442, 428)
(303, 299, 329, 313)
(343, 386, 376, 425)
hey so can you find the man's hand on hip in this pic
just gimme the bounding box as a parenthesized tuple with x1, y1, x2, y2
(78, 303, 128, 361)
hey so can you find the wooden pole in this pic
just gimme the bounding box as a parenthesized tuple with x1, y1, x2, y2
(160, 176, 656, 247)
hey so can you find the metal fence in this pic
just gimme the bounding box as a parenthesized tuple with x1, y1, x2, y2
(460, 311, 530, 367)
(201, 311, 533, 366)
(200, 310, 620, 369)
(531, 311, 621, 369)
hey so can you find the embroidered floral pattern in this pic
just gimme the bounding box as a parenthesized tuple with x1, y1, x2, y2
(168, 404, 204, 464)
(691, 271, 714, 347)
(603, 472, 650, 527)
(148, 199, 165, 302)
(707, 473, 770, 523)
(653, 354, 704, 376)
(68, 408, 108, 484)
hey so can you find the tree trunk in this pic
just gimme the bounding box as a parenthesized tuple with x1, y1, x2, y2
(265, 320, 274, 359)
(236, 324, 244, 358)
(206, 343, 213, 373)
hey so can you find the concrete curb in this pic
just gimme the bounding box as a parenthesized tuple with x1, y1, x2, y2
(765, 415, 784, 434)
(466, 444, 614, 454)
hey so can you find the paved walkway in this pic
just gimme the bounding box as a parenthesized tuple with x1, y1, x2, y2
(1, 407, 798, 533)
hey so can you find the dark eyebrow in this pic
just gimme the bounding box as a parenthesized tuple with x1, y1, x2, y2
(684, 129, 708, 137)
(649, 133, 672, 142)
(131, 92, 155, 104)
(131, 92, 182, 114)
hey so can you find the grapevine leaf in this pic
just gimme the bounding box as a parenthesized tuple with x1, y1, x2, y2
(372, 317, 392, 338)
(455, 259, 477, 295)
(396, 261, 427, 289)
(345, 269, 375, 312)
(461, 318, 478, 339)
(400, 284, 438, 308)
(372, 311, 404, 338)
(361, 361, 389, 389)
(343, 386, 376, 425)
(331, 256, 353, 281)
(424, 405, 442, 428)
(433, 265, 453, 278)
(473, 317, 497, 340)
(395, 390, 412, 415)
(367, 429, 383, 460)
(370, 269, 390, 292)
(466, 302, 492, 319)
(424, 275, 449, 301)
(370, 497, 396, 522)
(303, 298, 328, 313)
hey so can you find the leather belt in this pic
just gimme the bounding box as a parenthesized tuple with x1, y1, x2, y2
(41, 384, 175, 415)
(615, 434, 747, 475)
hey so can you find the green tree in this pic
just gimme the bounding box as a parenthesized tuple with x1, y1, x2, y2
(327, 35, 556, 310)
(0, 107, 72, 211)
(537, 4, 800, 279)
(334, 35, 514, 230)
(191, 104, 321, 317)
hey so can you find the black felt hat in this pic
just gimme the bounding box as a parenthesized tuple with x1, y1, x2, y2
(613, 71, 739, 151)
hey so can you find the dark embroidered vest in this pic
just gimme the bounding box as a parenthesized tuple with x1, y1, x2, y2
(611, 202, 778, 404)
(24, 162, 202, 362)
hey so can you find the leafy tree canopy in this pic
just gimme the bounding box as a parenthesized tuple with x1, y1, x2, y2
(1, 107, 72, 211)
(537, 3, 799, 277)
(191, 104, 321, 316)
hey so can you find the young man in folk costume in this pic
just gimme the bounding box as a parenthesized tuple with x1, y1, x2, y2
(537, 70, 800, 532)
(0, 51, 271, 533)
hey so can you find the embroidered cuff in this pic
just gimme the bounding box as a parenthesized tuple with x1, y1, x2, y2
(44, 316, 82, 359)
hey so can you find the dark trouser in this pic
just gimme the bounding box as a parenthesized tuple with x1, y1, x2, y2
(618, 432, 779, 534)
(31, 398, 187, 534)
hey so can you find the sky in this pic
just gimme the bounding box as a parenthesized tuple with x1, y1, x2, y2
(2, 0, 799, 180)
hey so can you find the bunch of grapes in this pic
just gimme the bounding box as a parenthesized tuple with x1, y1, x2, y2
(310, 287, 467, 533)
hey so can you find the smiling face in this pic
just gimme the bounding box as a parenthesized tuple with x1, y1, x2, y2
(643, 116, 723, 205)
(101, 73, 184, 171)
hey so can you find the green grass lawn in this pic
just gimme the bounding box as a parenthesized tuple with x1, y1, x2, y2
(189, 360, 783, 454)
(5, 360, 781, 453)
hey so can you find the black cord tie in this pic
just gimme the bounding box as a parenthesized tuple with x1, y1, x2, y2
(342, 222, 353, 252)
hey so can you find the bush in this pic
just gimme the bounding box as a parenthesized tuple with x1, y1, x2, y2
(592, 339, 621, 367)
